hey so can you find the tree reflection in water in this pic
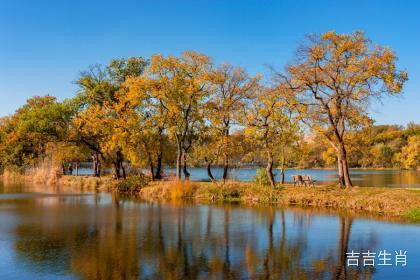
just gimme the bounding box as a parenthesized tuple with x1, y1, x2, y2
(13, 195, 379, 279)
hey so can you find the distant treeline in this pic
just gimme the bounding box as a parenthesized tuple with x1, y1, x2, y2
(0, 31, 417, 188)
(301, 123, 419, 169)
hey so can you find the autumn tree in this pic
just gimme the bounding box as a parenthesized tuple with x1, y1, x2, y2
(191, 127, 221, 181)
(74, 57, 147, 179)
(279, 31, 408, 188)
(122, 75, 172, 180)
(0, 96, 76, 170)
(206, 64, 260, 181)
(244, 87, 299, 187)
(396, 135, 420, 169)
(146, 51, 212, 180)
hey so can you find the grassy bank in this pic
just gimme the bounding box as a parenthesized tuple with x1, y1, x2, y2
(2, 172, 420, 222)
(139, 180, 420, 222)
(58, 175, 112, 191)
(0, 170, 112, 192)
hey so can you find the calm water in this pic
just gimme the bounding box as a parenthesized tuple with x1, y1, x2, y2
(76, 167, 420, 188)
(0, 183, 419, 279)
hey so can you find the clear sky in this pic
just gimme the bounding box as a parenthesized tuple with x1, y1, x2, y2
(0, 0, 419, 125)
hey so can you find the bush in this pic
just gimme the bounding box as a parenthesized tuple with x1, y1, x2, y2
(222, 188, 241, 201)
(169, 180, 194, 200)
(254, 168, 270, 186)
(115, 174, 150, 194)
(404, 208, 420, 222)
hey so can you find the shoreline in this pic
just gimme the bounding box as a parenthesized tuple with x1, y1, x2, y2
(2, 174, 420, 223)
(137, 180, 420, 222)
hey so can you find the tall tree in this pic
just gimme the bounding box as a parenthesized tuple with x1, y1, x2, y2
(244, 87, 299, 187)
(207, 64, 260, 181)
(0, 96, 75, 169)
(279, 31, 408, 188)
(146, 51, 211, 180)
(74, 57, 147, 179)
(123, 75, 171, 180)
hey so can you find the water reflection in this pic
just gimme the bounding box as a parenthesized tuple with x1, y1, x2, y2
(0, 190, 417, 279)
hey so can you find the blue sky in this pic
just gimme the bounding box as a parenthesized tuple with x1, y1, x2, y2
(0, 0, 419, 125)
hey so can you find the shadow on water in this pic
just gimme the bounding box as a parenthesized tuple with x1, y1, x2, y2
(0, 183, 419, 279)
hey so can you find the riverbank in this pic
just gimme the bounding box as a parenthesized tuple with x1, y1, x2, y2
(138, 180, 420, 222)
(2, 173, 420, 222)
(0, 171, 112, 192)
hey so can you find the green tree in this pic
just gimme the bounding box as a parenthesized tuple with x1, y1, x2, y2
(0, 96, 75, 170)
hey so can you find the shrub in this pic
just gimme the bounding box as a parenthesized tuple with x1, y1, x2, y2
(254, 168, 270, 186)
(115, 174, 150, 195)
(222, 188, 241, 201)
(404, 208, 420, 222)
(169, 180, 195, 200)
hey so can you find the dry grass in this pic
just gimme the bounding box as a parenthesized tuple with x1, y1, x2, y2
(32, 165, 62, 185)
(1, 168, 27, 183)
(140, 181, 420, 221)
(1, 167, 111, 192)
(2, 170, 419, 222)
(140, 179, 197, 200)
(1, 164, 62, 185)
(58, 175, 111, 191)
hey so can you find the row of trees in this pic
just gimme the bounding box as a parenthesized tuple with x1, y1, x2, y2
(305, 123, 419, 169)
(0, 31, 412, 188)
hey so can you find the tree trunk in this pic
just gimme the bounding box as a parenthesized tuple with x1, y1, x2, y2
(266, 150, 275, 187)
(222, 130, 229, 182)
(154, 151, 163, 180)
(92, 154, 97, 176)
(149, 162, 155, 181)
(338, 142, 353, 188)
(75, 161, 79, 176)
(176, 140, 182, 180)
(120, 161, 126, 180)
(146, 149, 155, 181)
(182, 151, 190, 180)
(280, 145, 286, 184)
(112, 151, 124, 180)
(337, 152, 345, 187)
(222, 153, 229, 182)
(61, 163, 66, 175)
(92, 152, 101, 177)
(120, 151, 126, 179)
(205, 157, 215, 181)
(112, 161, 121, 180)
(280, 168, 285, 185)
(97, 160, 101, 177)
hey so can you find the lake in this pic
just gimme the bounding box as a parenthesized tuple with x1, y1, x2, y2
(75, 167, 420, 188)
(0, 182, 419, 279)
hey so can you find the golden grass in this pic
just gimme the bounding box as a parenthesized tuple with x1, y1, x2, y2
(1, 168, 26, 183)
(58, 175, 111, 191)
(140, 181, 420, 221)
(1, 164, 62, 185)
(2, 171, 419, 222)
(1, 167, 111, 192)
